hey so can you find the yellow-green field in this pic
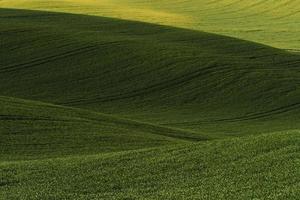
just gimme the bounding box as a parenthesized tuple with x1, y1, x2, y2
(1, 0, 300, 50)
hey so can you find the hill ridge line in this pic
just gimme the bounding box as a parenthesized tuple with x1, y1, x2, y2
(0, 95, 212, 141)
(1, 129, 297, 165)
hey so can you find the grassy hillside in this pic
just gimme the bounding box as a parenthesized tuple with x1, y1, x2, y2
(1, 131, 299, 199)
(1, 96, 210, 161)
(1, 9, 300, 136)
(1, 0, 299, 50)
(0, 6, 299, 199)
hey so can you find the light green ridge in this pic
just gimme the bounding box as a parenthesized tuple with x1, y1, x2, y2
(1, 0, 299, 50)
(1, 131, 299, 199)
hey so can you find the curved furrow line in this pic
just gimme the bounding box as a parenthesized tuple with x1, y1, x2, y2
(0, 41, 123, 74)
(0, 29, 36, 35)
(164, 102, 300, 126)
(205, 0, 228, 6)
(0, 13, 58, 19)
(61, 62, 223, 106)
(275, 59, 300, 66)
(273, 10, 300, 20)
(209, 1, 299, 22)
(93, 57, 202, 92)
(215, 103, 300, 122)
(61, 59, 299, 106)
(247, 0, 294, 16)
(204, 0, 268, 17)
(0, 34, 76, 53)
(193, 0, 246, 13)
(194, 0, 296, 24)
(0, 46, 98, 73)
(194, 0, 265, 18)
(0, 114, 84, 123)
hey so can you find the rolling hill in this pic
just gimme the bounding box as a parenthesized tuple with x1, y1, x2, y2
(1, 0, 299, 50)
(1, 8, 300, 136)
(0, 95, 210, 161)
(1, 131, 299, 199)
(0, 2, 299, 200)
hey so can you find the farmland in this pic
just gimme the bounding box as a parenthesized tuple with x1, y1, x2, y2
(1, 0, 300, 50)
(0, 1, 299, 199)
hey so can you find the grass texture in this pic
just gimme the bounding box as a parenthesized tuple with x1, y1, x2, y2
(0, 4, 299, 200)
(0, 96, 208, 161)
(1, 131, 299, 199)
(1, 9, 300, 135)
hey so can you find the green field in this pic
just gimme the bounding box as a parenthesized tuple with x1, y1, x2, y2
(0, 1, 300, 199)
(2, 131, 299, 199)
(1, 0, 300, 50)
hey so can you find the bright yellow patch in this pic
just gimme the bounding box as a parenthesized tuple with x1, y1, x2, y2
(0, 0, 190, 27)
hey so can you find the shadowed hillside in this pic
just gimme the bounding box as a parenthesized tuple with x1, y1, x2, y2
(1, 9, 300, 136)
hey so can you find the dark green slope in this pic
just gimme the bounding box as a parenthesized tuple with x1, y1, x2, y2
(1, 8, 299, 200)
(1, 9, 300, 135)
(0, 96, 208, 161)
(1, 131, 299, 199)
